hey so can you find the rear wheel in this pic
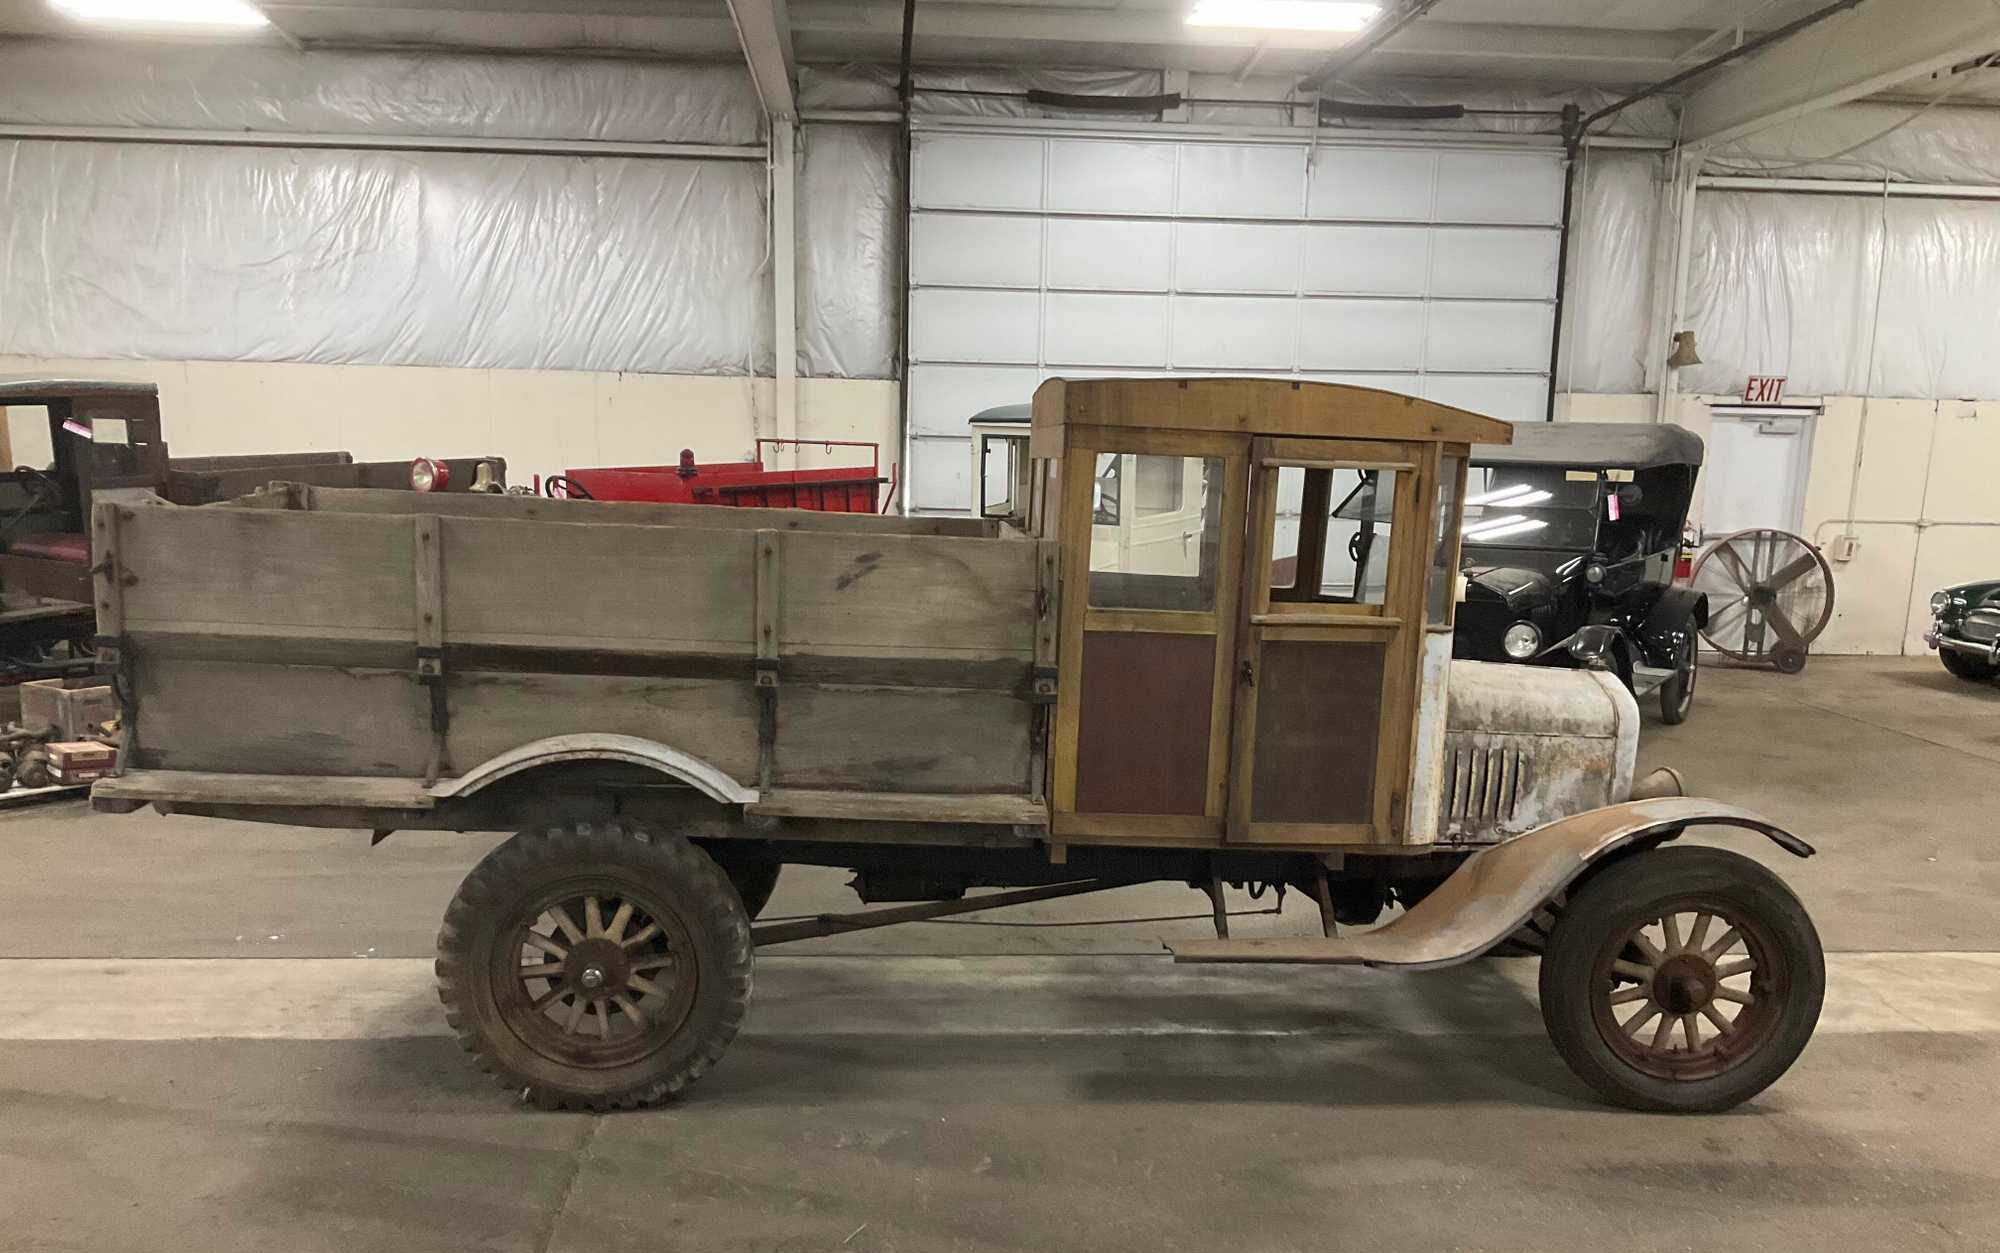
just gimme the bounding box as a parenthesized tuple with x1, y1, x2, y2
(1539, 846, 1822, 1113)
(1658, 634, 1697, 724)
(436, 821, 752, 1110)
(1940, 647, 2000, 682)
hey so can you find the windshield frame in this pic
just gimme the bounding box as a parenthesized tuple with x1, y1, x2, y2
(1460, 462, 1605, 554)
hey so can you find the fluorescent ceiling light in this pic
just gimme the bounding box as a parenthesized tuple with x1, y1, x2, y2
(49, 0, 270, 28)
(1187, 0, 1380, 31)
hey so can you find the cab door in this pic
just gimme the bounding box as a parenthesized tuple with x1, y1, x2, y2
(1228, 437, 1431, 844)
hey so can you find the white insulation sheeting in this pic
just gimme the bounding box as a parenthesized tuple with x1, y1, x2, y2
(1560, 150, 1662, 395)
(1684, 189, 2000, 400)
(0, 42, 900, 380)
(0, 137, 774, 375)
(0, 41, 763, 143)
(798, 124, 901, 380)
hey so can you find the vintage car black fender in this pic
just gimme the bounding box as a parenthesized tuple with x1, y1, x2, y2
(1634, 585, 1709, 666)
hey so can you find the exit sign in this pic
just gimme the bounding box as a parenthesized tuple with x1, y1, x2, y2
(1744, 376, 1787, 404)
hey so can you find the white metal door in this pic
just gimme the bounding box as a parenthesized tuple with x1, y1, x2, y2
(1700, 415, 1813, 539)
(905, 123, 1566, 514)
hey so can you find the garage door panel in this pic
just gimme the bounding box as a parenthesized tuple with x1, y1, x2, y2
(912, 134, 1044, 210)
(908, 364, 1042, 437)
(1177, 144, 1305, 217)
(1047, 218, 1171, 291)
(909, 288, 1040, 364)
(1425, 300, 1553, 372)
(1045, 293, 1169, 367)
(1303, 225, 1430, 295)
(1173, 297, 1295, 370)
(908, 434, 974, 513)
(1299, 299, 1427, 371)
(1430, 228, 1559, 298)
(907, 129, 1560, 512)
(1422, 374, 1549, 423)
(1176, 222, 1301, 294)
(1308, 148, 1437, 221)
(1048, 139, 1176, 214)
(912, 213, 1042, 289)
(1435, 152, 1563, 224)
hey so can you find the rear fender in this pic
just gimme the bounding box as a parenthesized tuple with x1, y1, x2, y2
(1172, 797, 1811, 970)
(429, 734, 757, 806)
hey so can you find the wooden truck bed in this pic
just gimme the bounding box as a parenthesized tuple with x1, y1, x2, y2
(92, 485, 1052, 824)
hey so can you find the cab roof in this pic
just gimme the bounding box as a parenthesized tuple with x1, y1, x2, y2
(1032, 377, 1512, 447)
(1474, 421, 1704, 471)
(0, 378, 159, 403)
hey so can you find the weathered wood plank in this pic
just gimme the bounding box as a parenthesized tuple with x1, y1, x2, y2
(300, 484, 996, 538)
(133, 660, 432, 777)
(778, 531, 1039, 660)
(438, 515, 755, 654)
(774, 686, 1033, 794)
(95, 769, 434, 809)
(749, 789, 1047, 825)
(445, 672, 761, 786)
(118, 506, 416, 638)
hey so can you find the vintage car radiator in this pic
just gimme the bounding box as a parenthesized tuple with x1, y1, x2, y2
(1439, 660, 1640, 844)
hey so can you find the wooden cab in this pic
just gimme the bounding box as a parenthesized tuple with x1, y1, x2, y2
(1031, 377, 1512, 851)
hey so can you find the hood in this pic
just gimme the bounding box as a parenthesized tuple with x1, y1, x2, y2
(1939, 579, 2000, 606)
(1461, 547, 1578, 613)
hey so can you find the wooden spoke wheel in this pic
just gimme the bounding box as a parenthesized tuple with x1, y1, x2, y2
(437, 822, 752, 1110)
(1691, 529, 1834, 671)
(1539, 846, 1824, 1112)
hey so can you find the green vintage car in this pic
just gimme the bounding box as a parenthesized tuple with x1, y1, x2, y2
(1927, 579, 2000, 683)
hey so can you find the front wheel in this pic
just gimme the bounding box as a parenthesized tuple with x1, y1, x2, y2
(1659, 634, 1697, 724)
(436, 821, 752, 1110)
(1539, 845, 1823, 1113)
(1940, 647, 2000, 683)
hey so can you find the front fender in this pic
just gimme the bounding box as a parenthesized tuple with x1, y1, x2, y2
(1171, 797, 1811, 970)
(1638, 585, 1709, 662)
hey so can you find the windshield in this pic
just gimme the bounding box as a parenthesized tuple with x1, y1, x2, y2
(1461, 464, 1601, 551)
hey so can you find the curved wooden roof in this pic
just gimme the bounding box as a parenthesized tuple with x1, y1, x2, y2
(1032, 376, 1513, 447)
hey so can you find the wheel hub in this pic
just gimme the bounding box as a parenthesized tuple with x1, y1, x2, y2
(563, 938, 629, 997)
(1652, 953, 1717, 1015)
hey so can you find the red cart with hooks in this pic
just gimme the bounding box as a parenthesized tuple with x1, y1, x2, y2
(542, 439, 894, 514)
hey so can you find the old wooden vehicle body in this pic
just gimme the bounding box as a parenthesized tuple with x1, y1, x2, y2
(91, 377, 1824, 1114)
(0, 378, 502, 678)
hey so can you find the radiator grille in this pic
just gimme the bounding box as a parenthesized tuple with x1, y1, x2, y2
(1444, 739, 1529, 827)
(1962, 609, 2000, 645)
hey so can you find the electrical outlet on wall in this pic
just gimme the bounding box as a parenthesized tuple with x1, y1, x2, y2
(1828, 534, 1860, 563)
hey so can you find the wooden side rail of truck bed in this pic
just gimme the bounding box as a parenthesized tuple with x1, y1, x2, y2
(90, 487, 1053, 825)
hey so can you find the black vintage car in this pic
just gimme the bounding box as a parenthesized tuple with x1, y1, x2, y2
(1926, 579, 2000, 684)
(1452, 423, 1709, 723)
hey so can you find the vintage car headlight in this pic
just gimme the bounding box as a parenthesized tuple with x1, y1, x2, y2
(1930, 590, 1949, 614)
(1502, 621, 1541, 659)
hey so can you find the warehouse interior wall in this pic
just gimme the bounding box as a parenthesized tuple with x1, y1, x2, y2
(0, 355, 899, 492)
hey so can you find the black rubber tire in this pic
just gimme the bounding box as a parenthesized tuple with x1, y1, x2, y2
(1658, 634, 1697, 725)
(1539, 845, 1823, 1113)
(436, 821, 752, 1111)
(1940, 647, 2000, 683)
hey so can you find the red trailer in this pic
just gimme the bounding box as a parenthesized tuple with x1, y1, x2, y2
(544, 439, 892, 514)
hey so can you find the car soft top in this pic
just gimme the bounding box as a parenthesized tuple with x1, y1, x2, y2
(1473, 421, 1703, 471)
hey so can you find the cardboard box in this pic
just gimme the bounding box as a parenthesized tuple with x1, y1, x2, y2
(21, 679, 116, 741)
(49, 740, 118, 786)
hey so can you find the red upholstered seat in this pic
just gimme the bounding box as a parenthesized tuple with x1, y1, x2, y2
(7, 533, 91, 563)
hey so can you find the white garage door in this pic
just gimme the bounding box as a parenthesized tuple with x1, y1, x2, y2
(905, 123, 1565, 513)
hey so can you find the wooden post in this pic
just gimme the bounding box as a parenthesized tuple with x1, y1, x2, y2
(753, 529, 783, 789)
(414, 515, 448, 784)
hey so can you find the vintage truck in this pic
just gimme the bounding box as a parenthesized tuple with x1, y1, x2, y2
(89, 377, 1825, 1114)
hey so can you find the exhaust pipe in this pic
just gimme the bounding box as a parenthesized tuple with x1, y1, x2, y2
(1629, 765, 1686, 801)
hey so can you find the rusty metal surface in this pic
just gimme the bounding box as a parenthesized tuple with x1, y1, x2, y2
(1439, 662, 1638, 842)
(1171, 797, 1813, 970)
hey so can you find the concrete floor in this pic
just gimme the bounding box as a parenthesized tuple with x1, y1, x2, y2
(1, 656, 1996, 1251)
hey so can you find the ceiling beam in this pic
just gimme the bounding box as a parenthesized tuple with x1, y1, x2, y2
(724, 0, 798, 118)
(1300, 0, 1445, 92)
(1679, 0, 2000, 145)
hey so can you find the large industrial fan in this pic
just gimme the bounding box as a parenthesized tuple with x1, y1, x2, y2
(1689, 528, 1836, 673)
